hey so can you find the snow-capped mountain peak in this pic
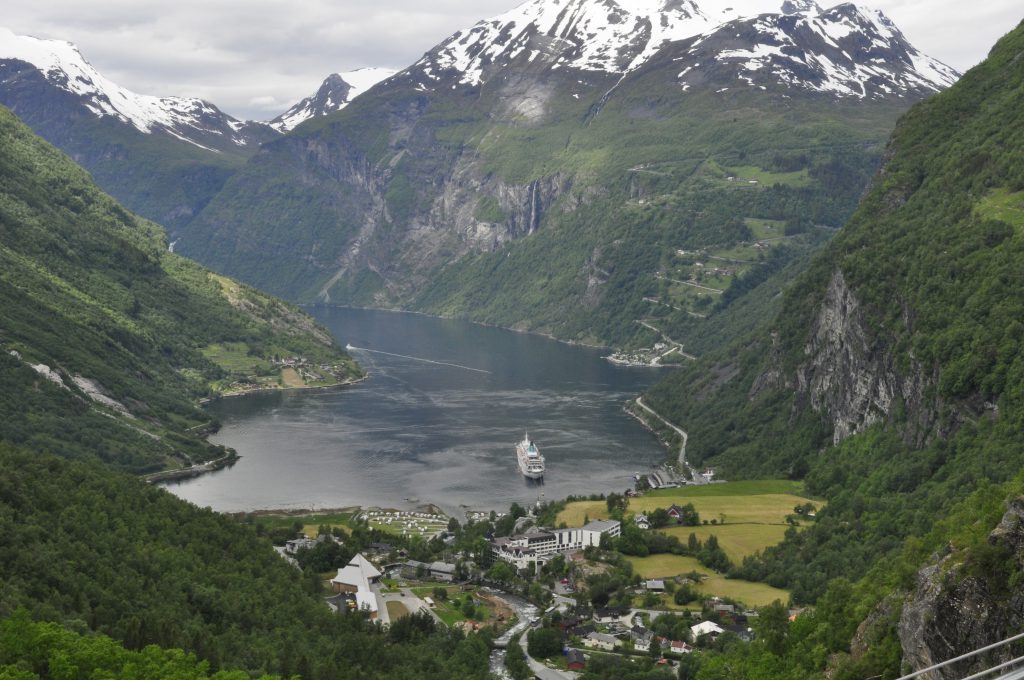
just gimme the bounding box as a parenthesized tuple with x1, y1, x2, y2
(407, 0, 958, 100)
(0, 26, 270, 150)
(270, 67, 397, 132)
(414, 0, 752, 87)
(677, 2, 959, 98)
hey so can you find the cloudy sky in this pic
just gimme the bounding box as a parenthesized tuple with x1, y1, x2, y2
(4, 0, 1021, 120)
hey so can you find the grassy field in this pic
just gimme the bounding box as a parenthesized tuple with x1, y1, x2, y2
(280, 367, 304, 387)
(386, 601, 410, 621)
(201, 341, 274, 375)
(976, 187, 1024, 225)
(660, 523, 792, 564)
(243, 510, 357, 538)
(744, 218, 787, 239)
(626, 555, 790, 607)
(557, 481, 811, 527)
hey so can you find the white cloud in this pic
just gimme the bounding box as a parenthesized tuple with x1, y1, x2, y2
(2, 1, 1021, 120)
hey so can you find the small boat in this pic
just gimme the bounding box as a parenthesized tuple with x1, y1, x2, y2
(516, 432, 545, 480)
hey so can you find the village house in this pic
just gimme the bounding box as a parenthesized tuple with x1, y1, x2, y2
(634, 514, 651, 530)
(583, 632, 619, 651)
(429, 561, 457, 582)
(566, 649, 586, 670)
(631, 627, 654, 652)
(284, 536, 316, 554)
(644, 579, 665, 592)
(690, 620, 725, 640)
(593, 606, 628, 624)
(670, 640, 693, 654)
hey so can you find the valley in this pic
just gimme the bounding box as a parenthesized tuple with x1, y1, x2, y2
(1, 1, 1023, 679)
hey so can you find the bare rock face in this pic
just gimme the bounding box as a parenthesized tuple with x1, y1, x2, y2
(793, 269, 936, 444)
(898, 498, 1024, 678)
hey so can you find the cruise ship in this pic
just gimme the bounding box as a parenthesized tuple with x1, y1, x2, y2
(516, 432, 545, 480)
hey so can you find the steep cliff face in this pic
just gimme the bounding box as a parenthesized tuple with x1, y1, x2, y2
(898, 498, 1024, 679)
(792, 269, 937, 445)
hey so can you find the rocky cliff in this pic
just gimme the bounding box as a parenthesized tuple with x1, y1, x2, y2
(898, 498, 1024, 678)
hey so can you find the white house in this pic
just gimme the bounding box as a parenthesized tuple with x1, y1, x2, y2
(634, 514, 651, 530)
(690, 620, 725, 640)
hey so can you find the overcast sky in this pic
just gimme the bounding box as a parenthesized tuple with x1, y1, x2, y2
(4, 1, 1021, 121)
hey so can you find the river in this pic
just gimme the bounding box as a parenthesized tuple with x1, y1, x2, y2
(166, 307, 670, 516)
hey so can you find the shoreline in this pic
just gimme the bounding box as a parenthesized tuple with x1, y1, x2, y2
(199, 372, 369, 405)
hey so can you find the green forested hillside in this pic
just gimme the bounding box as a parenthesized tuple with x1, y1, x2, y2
(0, 445, 491, 679)
(642, 19, 1024, 678)
(0, 105, 361, 473)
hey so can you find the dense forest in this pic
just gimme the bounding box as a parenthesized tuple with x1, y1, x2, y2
(0, 104, 361, 474)
(0, 445, 492, 679)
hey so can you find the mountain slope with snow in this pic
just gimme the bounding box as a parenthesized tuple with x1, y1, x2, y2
(672, 3, 959, 98)
(270, 68, 397, 132)
(0, 26, 274, 151)
(406, 0, 957, 98)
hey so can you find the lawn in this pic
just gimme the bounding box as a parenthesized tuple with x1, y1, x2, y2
(386, 601, 410, 621)
(626, 555, 790, 607)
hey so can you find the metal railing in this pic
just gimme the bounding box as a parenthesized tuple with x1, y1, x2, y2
(894, 632, 1024, 680)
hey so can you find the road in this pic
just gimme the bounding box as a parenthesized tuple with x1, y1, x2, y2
(635, 397, 689, 470)
(519, 630, 580, 680)
(655, 273, 723, 294)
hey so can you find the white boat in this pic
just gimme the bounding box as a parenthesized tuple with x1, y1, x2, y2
(516, 432, 545, 479)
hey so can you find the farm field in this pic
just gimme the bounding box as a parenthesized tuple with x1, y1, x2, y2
(556, 481, 814, 527)
(660, 523, 792, 563)
(626, 555, 790, 607)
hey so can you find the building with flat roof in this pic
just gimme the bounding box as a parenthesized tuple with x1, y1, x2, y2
(491, 520, 621, 570)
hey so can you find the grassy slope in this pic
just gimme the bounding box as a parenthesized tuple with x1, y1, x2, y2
(0, 105, 361, 473)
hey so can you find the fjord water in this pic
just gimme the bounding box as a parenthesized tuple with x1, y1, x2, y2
(167, 307, 669, 515)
